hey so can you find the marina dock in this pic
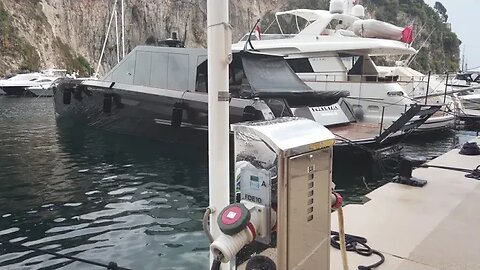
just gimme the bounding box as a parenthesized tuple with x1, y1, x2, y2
(331, 137, 480, 270)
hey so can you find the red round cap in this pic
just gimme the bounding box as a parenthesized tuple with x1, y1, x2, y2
(218, 203, 251, 235)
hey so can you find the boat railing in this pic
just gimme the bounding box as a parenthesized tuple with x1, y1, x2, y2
(238, 33, 296, 42)
(300, 73, 400, 83)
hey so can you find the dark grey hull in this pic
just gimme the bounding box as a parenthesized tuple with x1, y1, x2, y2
(1, 86, 51, 97)
(52, 81, 406, 157)
(53, 81, 257, 145)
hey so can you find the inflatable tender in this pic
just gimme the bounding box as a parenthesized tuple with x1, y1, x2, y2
(352, 19, 413, 43)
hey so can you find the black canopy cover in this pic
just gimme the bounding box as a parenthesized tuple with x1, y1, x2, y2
(238, 51, 349, 105)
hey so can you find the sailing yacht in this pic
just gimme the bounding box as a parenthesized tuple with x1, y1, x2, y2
(232, 2, 454, 132)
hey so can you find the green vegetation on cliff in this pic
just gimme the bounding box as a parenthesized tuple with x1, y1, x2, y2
(0, 2, 40, 72)
(53, 38, 91, 76)
(364, 0, 460, 73)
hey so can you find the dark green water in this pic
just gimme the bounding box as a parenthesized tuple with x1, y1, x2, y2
(0, 97, 477, 269)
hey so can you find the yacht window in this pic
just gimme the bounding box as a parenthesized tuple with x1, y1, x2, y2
(263, 98, 292, 117)
(473, 74, 480, 83)
(195, 56, 249, 96)
(367, 105, 380, 112)
(455, 74, 471, 81)
(287, 58, 314, 73)
(195, 60, 208, 92)
(348, 56, 379, 81)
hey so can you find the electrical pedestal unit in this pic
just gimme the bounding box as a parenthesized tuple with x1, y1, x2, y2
(210, 117, 335, 270)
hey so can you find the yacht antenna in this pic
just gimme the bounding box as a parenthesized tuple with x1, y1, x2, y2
(407, 28, 435, 67)
(345, 0, 354, 14)
(243, 19, 261, 51)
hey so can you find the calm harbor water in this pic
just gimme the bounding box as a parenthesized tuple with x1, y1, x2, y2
(0, 96, 477, 269)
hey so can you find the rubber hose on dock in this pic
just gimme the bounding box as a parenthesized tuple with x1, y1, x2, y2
(211, 259, 222, 270)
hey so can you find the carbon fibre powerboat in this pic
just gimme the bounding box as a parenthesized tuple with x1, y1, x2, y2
(53, 45, 439, 153)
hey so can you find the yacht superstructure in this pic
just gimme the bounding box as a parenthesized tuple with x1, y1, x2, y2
(232, 4, 454, 132)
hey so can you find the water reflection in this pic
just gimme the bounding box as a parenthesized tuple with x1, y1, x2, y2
(0, 97, 210, 269)
(0, 97, 476, 269)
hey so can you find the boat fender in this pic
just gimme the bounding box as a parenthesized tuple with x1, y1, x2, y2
(73, 88, 83, 101)
(63, 89, 71, 105)
(171, 105, 184, 127)
(103, 94, 113, 113)
(113, 94, 124, 109)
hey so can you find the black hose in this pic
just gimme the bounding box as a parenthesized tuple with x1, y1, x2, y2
(0, 238, 131, 270)
(330, 231, 385, 270)
(211, 259, 222, 270)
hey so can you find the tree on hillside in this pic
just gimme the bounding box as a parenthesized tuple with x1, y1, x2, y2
(434, 1, 448, 22)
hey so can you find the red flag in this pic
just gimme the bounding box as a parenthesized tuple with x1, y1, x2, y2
(254, 24, 261, 40)
(401, 25, 414, 44)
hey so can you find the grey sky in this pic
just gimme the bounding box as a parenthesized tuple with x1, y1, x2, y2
(424, 0, 478, 70)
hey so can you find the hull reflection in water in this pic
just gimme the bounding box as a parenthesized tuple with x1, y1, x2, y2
(0, 99, 211, 269)
(0, 97, 476, 269)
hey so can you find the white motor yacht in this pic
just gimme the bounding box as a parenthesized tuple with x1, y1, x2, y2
(232, 2, 455, 133)
(0, 69, 67, 97)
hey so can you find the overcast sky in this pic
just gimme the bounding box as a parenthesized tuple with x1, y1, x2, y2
(424, 0, 478, 70)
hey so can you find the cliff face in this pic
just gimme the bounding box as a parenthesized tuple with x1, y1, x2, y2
(0, 0, 285, 75)
(0, 0, 459, 76)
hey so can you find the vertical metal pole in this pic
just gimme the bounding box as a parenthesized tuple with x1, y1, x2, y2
(443, 73, 449, 104)
(114, 7, 120, 63)
(425, 71, 431, 105)
(121, 0, 126, 58)
(379, 106, 385, 136)
(207, 0, 230, 269)
(95, 0, 118, 77)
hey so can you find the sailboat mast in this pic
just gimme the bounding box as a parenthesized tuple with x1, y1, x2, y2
(114, 7, 120, 63)
(95, 0, 118, 77)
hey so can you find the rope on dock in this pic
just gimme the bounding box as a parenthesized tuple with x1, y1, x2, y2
(330, 230, 385, 270)
(337, 206, 349, 270)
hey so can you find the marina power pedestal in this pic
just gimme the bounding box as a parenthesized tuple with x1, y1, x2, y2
(210, 117, 335, 270)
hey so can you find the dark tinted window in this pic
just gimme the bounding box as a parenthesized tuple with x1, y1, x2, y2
(195, 60, 208, 92)
(287, 58, 314, 73)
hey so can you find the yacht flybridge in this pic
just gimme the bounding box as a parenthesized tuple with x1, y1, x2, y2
(53, 45, 438, 156)
(232, 1, 454, 132)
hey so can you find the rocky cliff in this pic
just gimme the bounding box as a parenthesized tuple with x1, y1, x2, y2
(0, 0, 459, 76)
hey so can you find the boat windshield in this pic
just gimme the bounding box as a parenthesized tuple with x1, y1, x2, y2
(195, 51, 314, 97)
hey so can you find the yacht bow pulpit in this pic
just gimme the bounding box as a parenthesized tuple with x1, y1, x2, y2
(209, 117, 336, 270)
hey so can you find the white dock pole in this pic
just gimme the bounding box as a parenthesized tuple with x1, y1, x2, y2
(121, 0, 125, 58)
(207, 0, 230, 268)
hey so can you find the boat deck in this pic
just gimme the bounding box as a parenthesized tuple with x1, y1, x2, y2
(331, 137, 480, 270)
(330, 122, 382, 142)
